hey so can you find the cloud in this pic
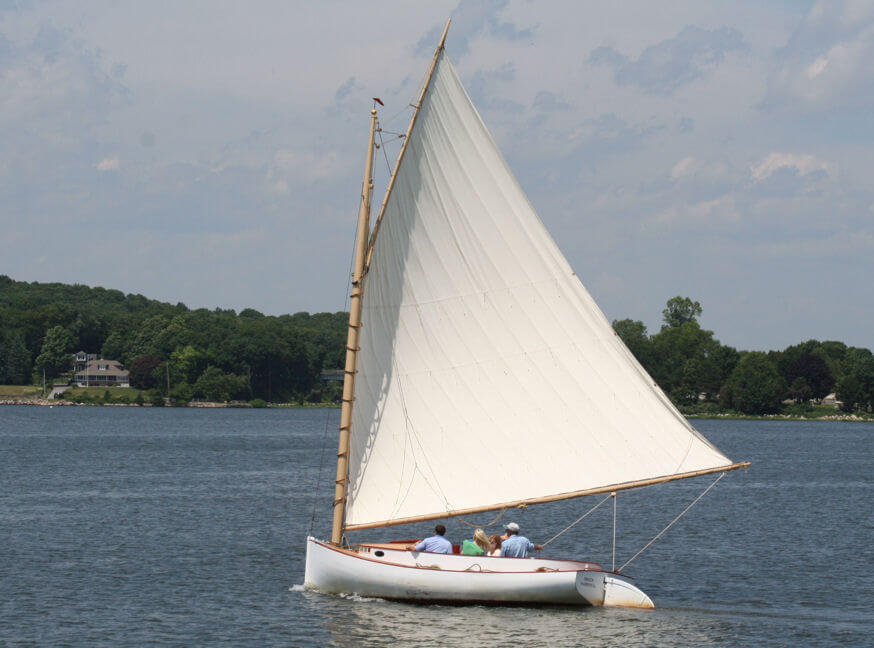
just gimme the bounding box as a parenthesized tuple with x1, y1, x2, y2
(415, 0, 535, 58)
(762, 1, 874, 111)
(670, 156, 698, 179)
(677, 117, 695, 133)
(532, 90, 570, 112)
(588, 25, 747, 94)
(95, 156, 119, 171)
(570, 113, 665, 159)
(750, 152, 830, 181)
(334, 76, 358, 101)
(466, 62, 524, 113)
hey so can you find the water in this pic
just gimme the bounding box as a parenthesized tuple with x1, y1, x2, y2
(1, 408, 871, 647)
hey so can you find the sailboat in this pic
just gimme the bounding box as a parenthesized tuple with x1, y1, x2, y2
(304, 20, 748, 607)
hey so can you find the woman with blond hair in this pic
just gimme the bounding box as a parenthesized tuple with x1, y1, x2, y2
(461, 528, 491, 555)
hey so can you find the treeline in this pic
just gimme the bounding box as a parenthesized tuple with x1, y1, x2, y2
(3, 276, 873, 413)
(613, 297, 874, 415)
(0, 275, 346, 403)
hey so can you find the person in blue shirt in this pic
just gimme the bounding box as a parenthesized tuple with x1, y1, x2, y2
(499, 522, 542, 558)
(407, 524, 453, 553)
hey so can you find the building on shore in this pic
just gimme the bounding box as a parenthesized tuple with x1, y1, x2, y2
(72, 358, 130, 388)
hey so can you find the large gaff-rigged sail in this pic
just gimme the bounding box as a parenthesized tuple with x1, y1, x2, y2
(345, 50, 736, 530)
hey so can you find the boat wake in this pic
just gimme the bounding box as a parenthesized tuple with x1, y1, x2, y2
(291, 582, 384, 603)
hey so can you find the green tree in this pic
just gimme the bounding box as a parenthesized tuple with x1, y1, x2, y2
(649, 320, 723, 403)
(34, 326, 75, 380)
(193, 366, 250, 402)
(612, 319, 651, 366)
(835, 375, 864, 412)
(129, 354, 162, 389)
(788, 377, 812, 403)
(1, 331, 31, 384)
(170, 382, 194, 404)
(100, 330, 127, 361)
(785, 353, 834, 400)
(169, 345, 203, 385)
(838, 348, 874, 411)
(721, 352, 787, 414)
(662, 296, 702, 329)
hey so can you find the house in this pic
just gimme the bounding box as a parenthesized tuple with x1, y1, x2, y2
(73, 351, 97, 372)
(821, 393, 843, 409)
(73, 359, 130, 388)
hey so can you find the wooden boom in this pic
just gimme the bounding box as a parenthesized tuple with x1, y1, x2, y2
(343, 461, 751, 531)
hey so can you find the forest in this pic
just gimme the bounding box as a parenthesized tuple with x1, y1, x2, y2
(2, 276, 873, 414)
(613, 296, 874, 416)
(0, 275, 346, 403)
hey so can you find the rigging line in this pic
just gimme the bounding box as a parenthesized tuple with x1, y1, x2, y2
(380, 103, 414, 129)
(308, 186, 362, 537)
(457, 508, 508, 529)
(388, 347, 453, 518)
(541, 494, 612, 548)
(377, 128, 393, 177)
(380, 57, 432, 129)
(618, 472, 726, 573)
(309, 401, 336, 537)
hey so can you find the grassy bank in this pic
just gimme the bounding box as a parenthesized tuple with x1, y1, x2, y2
(0, 385, 42, 398)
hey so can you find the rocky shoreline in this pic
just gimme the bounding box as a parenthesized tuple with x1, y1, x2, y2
(0, 399, 337, 409)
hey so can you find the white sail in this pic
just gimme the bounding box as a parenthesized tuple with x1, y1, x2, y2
(345, 51, 733, 529)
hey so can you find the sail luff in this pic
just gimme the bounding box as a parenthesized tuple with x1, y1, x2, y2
(364, 18, 450, 272)
(343, 462, 751, 531)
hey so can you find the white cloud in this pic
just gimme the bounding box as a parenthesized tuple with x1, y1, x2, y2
(805, 56, 828, 79)
(750, 152, 830, 181)
(95, 156, 120, 171)
(671, 156, 697, 178)
(763, 1, 874, 110)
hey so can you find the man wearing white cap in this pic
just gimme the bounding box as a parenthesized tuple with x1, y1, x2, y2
(500, 522, 542, 558)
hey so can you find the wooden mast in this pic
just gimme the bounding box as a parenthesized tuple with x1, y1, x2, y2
(364, 17, 450, 271)
(331, 107, 378, 545)
(329, 18, 451, 544)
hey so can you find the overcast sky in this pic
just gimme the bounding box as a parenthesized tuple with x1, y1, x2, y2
(2, 0, 873, 351)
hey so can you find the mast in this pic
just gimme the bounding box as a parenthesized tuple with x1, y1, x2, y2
(364, 18, 450, 271)
(329, 19, 451, 544)
(331, 107, 378, 545)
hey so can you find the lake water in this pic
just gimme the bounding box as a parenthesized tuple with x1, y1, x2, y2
(1, 407, 871, 647)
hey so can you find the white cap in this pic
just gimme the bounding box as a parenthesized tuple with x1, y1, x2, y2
(505, 522, 520, 532)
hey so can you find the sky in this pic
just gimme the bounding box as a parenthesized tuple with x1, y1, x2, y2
(2, 0, 873, 352)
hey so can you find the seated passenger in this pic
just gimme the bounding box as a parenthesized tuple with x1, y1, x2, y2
(407, 524, 452, 554)
(488, 534, 502, 556)
(499, 522, 542, 558)
(461, 528, 490, 555)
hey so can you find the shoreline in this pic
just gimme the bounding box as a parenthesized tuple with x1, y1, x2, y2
(0, 399, 341, 409)
(2, 399, 870, 421)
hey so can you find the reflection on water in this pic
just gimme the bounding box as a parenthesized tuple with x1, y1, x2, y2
(297, 589, 721, 648)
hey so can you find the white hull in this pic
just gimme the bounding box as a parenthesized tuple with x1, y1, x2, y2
(304, 537, 653, 608)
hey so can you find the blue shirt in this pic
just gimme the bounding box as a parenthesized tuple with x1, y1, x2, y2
(500, 534, 535, 558)
(414, 534, 453, 553)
